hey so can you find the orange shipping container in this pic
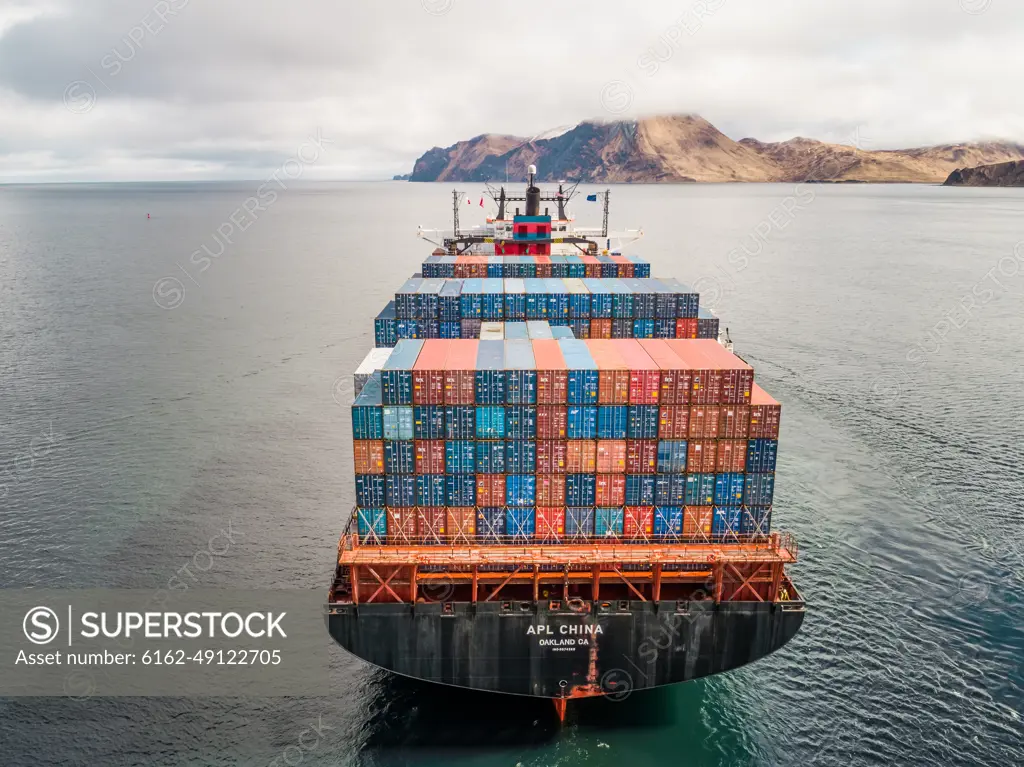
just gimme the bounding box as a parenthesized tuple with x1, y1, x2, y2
(596, 439, 627, 473)
(658, 405, 689, 439)
(536, 474, 566, 506)
(683, 506, 713, 537)
(595, 474, 626, 506)
(638, 339, 692, 405)
(536, 507, 565, 540)
(413, 440, 445, 474)
(443, 339, 479, 404)
(749, 383, 781, 439)
(716, 439, 748, 473)
(412, 339, 450, 405)
(626, 439, 657, 473)
(624, 506, 654, 538)
(718, 404, 751, 439)
(476, 474, 506, 506)
(588, 340, 630, 404)
(536, 405, 568, 439)
(353, 440, 385, 474)
(590, 318, 612, 339)
(386, 507, 417, 543)
(533, 340, 568, 404)
(536, 440, 568, 474)
(566, 440, 597, 473)
(687, 440, 717, 474)
(447, 507, 476, 544)
(688, 405, 721, 439)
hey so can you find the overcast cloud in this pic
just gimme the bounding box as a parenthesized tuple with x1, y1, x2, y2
(1, 0, 1023, 181)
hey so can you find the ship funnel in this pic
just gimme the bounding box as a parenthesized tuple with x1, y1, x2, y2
(526, 164, 540, 216)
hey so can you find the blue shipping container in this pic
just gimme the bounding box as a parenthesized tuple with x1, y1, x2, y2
(655, 473, 686, 506)
(506, 507, 536, 539)
(444, 441, 476, 474)
(381, 339, 424, 405)
(355, 475, 385, 508)
(382, 406, 414, 441)
(444, 405, 476, 439)
(597, 406, 628, 439)
(744, 473, 776, 506)
(445, 474, 477, 506)
(475, 440, 506, 473)
(712, 506, 742, 536)
(567, 405, 598, 439)
(653, 507, 683, 538)
(505, 440, 537, 473)
(715, 473, 746, 506)
(356, 508, 386, 542)
(565, 507, 595, 539)
(440, 321, 461, 339)
(746, 439, 778, 473)
(741, 506, 772, 536)
(476, 507, 505, 542)
(385, 474, 416, 507)
(384, 440, 415, 474)
(413, 405, 445, 440)
(505, 405, 538, 440)
(627, 405, 660, 439)
(595, 507, 624, 537)
(633, 318, 654, 338)
(416, 474, 445, 506)
(476, 406, 506, 438)
(684, 473, 716, 505)
(656, 440, 688, 473)
(625, 474, 655, 506)
(506, 474, 537, 507)
(566, 474, 596, 506)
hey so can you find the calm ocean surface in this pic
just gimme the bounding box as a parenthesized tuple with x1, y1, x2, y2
(0, 181, 1022, 766)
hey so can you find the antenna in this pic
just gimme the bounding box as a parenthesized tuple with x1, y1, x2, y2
(452, 189, 464, 239)
(602, 189, 610, 237)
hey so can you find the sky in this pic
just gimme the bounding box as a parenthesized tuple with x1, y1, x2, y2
(1, 0, 1023, 182)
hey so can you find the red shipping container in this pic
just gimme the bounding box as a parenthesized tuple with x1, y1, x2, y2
(624, 506, 653, 538)
(417, 506, 447, 542)
(588, 340, 630, 404)
(353, 440, 385, 474)
(596, 439, 627, 473)
(412, 339, 450, 405)
(414, 440, 445, 474)
(595, 474, 626, 507)
(626, 439, 657, 474)
(639, 339, 692, 405)
(536, 405, 568, 439)
(687, 440, 717, 474)
(386, 507, 417, 543)
(590, 318, 612, 339)
(582, 256, 601, 277)
(663, 340, 722, 404)
(683, 506, 713, 537)
(749, 383, 781, 438)
(699, 340, 754, 403)
(675, 318, 698, 339)
(716, 439, 748, 473)
(476, 474, 506, 506)
(566, 441, 597, 473)
(688, 405, 721, 439)
(444, 339, 479, 404)
(536, 474, 566, 506)
(447, 507, 476, 543)
(535, 263, 553, 278)
(536, 440, 568, 474)
(533, 340, 568, 404)
(536, 507, 566, 540)
(718, 404, 751, 439)
(658, 405, 689, 439)
(616, 340, 661, 404)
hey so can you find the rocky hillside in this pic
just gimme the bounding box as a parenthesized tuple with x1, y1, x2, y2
(406, 115, 1024, 184)
(944, 160, 1024, 186)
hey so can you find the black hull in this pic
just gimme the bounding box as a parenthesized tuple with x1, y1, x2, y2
(327, 599, 805, 698)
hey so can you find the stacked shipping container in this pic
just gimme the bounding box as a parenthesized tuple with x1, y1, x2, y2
(374, 277, 714, 347)
(351, 338, 781, 546)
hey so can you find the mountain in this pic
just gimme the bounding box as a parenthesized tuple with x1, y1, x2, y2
(405, 115, 1024, 184)
(944, 160, 1024, 186)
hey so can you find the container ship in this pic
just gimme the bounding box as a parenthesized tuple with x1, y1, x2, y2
(327, 169, 804, 721)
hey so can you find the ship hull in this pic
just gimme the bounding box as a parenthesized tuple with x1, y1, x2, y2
(327, 598, 804, 698)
